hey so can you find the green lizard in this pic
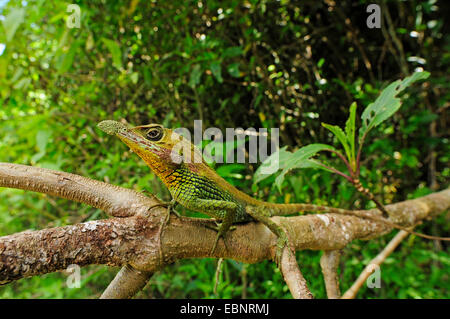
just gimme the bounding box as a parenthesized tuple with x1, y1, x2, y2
(97, 120, 447, 263)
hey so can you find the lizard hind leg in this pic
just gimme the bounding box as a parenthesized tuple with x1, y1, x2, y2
(245, 206, 292, 267)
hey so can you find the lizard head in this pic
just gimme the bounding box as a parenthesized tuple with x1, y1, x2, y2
(98, 120, 202, 174)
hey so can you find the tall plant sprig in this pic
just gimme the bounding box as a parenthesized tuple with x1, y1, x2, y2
(254, 71, 431, 198)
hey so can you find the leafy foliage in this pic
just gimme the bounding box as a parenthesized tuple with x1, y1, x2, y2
(254, 143, 336, 191)
(0, 0, 448, 299)
(359, 71, 431, 142)
(256, 72, 431, 190)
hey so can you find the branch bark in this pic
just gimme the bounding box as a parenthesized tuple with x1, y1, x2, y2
(341, 230, 411, 299)
(101, 264, 153, 299)
(0, 162, 153, 217)
(280, 245, 313, 299)
(320, 250, 341, 298)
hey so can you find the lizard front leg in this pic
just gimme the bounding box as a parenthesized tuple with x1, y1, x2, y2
(147, 198, 180, 222)
(184, 198, 238, 254)
(147, 198, 180, 266)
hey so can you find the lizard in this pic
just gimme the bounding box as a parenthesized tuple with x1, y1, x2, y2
(97, 120, 449, 264)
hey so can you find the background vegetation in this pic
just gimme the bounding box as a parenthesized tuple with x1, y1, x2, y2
(0, 0, 448, 298)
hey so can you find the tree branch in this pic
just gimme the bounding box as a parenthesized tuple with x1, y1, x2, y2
(280, 245, 313, 299)
(0, 214, 163, 285)
(320, 250, 341, 298)
(101, 264, 153, 299)
(0, 162, 153, 217)
(0, 163, 449, 298)
(341, 230, 411, 299)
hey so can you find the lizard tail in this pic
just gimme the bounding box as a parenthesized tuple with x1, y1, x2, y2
(260, 202, 450, 242)
(261, 202, 352, 216)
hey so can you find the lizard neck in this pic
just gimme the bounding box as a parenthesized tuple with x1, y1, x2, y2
(133, 147, 182, 190)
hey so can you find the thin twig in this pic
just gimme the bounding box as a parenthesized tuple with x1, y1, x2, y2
(353, 179, 390, 218)
(280, 246, 313, 299)
(355, 131, 368, 177)
(214, 258, 224, 296)
(313, 160, 353, 182)
(341, 230, 410, 299)
(323, 149, 353, 175)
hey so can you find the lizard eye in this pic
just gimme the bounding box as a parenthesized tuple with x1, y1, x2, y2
(146, 127, 163, 141)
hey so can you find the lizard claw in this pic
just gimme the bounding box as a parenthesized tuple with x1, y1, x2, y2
(211, 233, 221, 255)
(207, 222, 236, 254)
(163, 199, 181, 223)
(275, 233, 289, 267)
(148, 199, 180, 223)
(148, 199, 179, 267)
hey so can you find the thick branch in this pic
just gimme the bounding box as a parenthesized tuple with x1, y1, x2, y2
(0, 214, 162, 285)
(1, 189, 448, 285)
(0, 163, 152, 217)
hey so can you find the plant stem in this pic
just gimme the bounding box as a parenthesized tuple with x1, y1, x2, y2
(355, 132, 367, 177)
(324, 149, 355, 177)
(313, 160, 353, 182)
(352, 179, 390, 218)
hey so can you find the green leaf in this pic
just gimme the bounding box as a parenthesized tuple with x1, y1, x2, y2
(345, 102, 357, 165)
(143, 67, 152, 84)
(222, 46, 243, 58)
(227, 63, 241, 78)
(36, 129, 52, 152)
(273, 144, 335, 192)
(101, 38, 122, 70)
(189, 64, 202, 88)
(216, 163, 246, 180)
(2, 8, 25, 42)
(58, 41, 80, 73)
(13, 77, 31, 90)
(253, 146, 290, 184)
(359, 71, 430, 142)
(274, 159, 326, 189)
(317, 58, 325, 68)
(31, 151, 46, 163)
(322, 123, 351, 161)
(130, 72, 139, 84)
(31, 129, 53, 163)
(397, 71, 430, 90)
(210, 61, 223, 83)
(255, 143, 337, 187)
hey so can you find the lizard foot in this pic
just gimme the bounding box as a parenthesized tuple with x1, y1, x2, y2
(148, 199, 180, 224)
(274, 231, 290, 267)
(206, 221, 236, 255)
(147, 199, 179, 267)
(245, 206, 294, 268)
